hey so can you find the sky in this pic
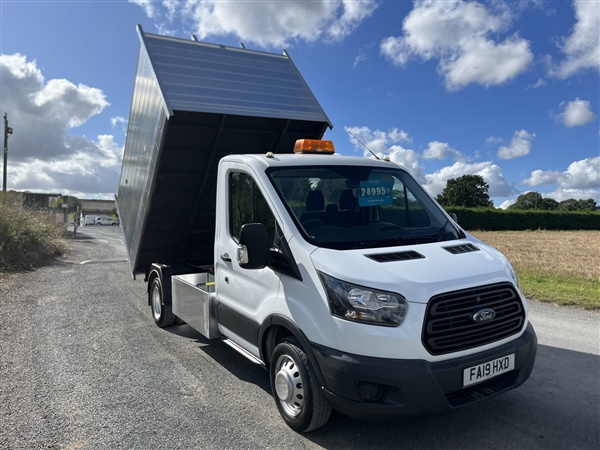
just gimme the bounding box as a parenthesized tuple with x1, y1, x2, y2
(0, 0, 598, 208)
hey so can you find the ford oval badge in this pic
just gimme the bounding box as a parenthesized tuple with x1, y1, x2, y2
(472, 309, 496, 323)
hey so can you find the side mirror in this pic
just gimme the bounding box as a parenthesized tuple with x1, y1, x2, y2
(238, 223, 271, 269)
(449, 213, 458, 223)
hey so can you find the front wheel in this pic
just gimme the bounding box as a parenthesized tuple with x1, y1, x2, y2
(270, 337, 331, 432)
(149, 277, 175, 328)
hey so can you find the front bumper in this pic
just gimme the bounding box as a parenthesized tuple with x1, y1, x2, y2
(311, 322, 537, 420)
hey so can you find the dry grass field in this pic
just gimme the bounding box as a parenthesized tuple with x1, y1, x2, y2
(472, 231, 600, 309)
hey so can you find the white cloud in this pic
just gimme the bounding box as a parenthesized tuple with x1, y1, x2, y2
(380, 0, 533, 90)
(486, 136, 503, 145)
(528, 78, 547, 89)
(523, 156, 600, 191)
(344, 126, 423, 179)
(0, 53, 120, 197)
(517, 156, 600, 208)
(553, 0, 600, 78)
(556, 98, 596, 127)
(132, 0, 377, 48)
(128, 0, 156, 19)
(498, 199, 515, 210)
(345, 126, 412, 151)
(440, 34, 533, 90)
(344, 125, 516, 204)
(329, 0, 379, 41)
(10, 134, 123, 197)
(423, 161, 516, 198)
(388, 128, 412, 144)
(162, 0, 179, 21)
(111, 116, 128, 134)
(353, 43, 376, 70)
(423, 141, 463, 161)
(1, 54, 109, 161)
(523, 169, 562, 187)
(353, 50, 368, 70)
(380, 37, 411, 66)
(385, 146, 424, 181)
(497, 129, 535, 160)
(34, 79, 108, 128)
(541, 188, 600, 203)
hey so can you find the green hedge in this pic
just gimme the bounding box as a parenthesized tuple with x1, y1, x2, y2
(445, 207, 600, 231)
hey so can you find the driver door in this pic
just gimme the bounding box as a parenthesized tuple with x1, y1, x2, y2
(215, 169, 281, 358)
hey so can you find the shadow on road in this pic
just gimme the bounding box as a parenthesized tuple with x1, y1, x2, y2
(165, 323, 272, 394)
(302, 343, 600, 449)
(161, 326, 600, 449)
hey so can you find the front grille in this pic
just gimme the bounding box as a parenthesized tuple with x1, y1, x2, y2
(423, 283, 524, 355)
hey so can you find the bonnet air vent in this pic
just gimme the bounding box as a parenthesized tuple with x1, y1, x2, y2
(366, 251, 425, 263)
(443, 244, 480, 255)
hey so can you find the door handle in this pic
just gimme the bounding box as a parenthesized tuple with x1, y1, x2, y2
(220, 253, 231, 262)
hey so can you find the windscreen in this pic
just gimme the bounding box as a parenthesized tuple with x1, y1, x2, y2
(268, 165, 464, 250)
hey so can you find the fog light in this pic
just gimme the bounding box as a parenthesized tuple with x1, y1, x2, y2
(356, 381, 384, 402)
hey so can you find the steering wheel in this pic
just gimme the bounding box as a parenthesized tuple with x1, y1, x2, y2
(302, 219, 325, 229)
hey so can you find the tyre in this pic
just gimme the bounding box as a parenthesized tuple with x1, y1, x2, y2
(174, 316, 186, 325)
(149, 276, 175, 328)
(270, 337, 331, 432)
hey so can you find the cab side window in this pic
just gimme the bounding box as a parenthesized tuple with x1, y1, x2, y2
(229, 172, 277, 247)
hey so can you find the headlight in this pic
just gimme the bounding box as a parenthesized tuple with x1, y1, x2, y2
(319, 272, 407, 327)
(508, 264, 521, 291)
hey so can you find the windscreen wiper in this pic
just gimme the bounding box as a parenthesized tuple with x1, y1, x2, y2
(435, 218, 450, 242)
(352, 235, 430, 249)
(352, 238, 404, 249)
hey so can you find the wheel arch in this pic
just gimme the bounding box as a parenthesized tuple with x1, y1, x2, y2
(146, 263, 173, 306)
(259, 315, 327, 388)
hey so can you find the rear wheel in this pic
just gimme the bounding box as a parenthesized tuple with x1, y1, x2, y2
(270, 337, 331, 432)
(150, 277, 175, 327)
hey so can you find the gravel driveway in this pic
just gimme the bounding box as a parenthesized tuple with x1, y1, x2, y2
(1, 225, 598, 449)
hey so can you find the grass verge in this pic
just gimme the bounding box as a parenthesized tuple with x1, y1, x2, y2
(0, 192, 68, 272)
(519, 272, 599, 310)
(472, 231, 600, 310)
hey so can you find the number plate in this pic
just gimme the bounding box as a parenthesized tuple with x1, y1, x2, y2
(463, 354, 515, 387)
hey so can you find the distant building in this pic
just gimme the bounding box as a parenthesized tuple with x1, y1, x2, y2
(18, 192, 69, 223)
(21, 192, 64, 209)
(81, 199, 116, 218)
(8, 192, 116, 225)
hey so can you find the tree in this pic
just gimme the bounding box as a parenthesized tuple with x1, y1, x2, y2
(558, 198, 579, 211)
(508, 192, 544, 210)
(436, 175, 494, 208)
(558, 198, 599, 211)
(576, 198, 599, 211)
(541, 198, 559, 210)
(67, 195, 81, 213)
(510, 194, 599, 211)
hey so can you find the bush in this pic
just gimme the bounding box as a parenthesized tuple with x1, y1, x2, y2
(446, 207, 600, 231)
(0, 192, 67, 271)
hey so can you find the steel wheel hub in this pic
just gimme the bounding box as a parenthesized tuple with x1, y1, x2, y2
(152, 285, 162, 319)
(274, 355, 305, 417)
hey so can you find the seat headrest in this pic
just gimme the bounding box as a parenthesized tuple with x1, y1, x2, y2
(305, 190, 325, 212)
(339, 189, 357, 210)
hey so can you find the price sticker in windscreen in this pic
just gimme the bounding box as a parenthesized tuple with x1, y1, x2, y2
(358, 180, 392, 207)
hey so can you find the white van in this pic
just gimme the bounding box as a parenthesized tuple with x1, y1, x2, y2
(117, 29, 535, 433)
(140, 141, 538, 432)
(82, 215, 96, 226)
(95, 215, 115, 226)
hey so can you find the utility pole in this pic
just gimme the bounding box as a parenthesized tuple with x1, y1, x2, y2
(3, 113, 14, 192)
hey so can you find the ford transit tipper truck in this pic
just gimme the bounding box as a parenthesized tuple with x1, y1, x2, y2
(117, 26, 537, 433)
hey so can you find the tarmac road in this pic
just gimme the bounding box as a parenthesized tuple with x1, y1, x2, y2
(1, 225, 598, 449)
